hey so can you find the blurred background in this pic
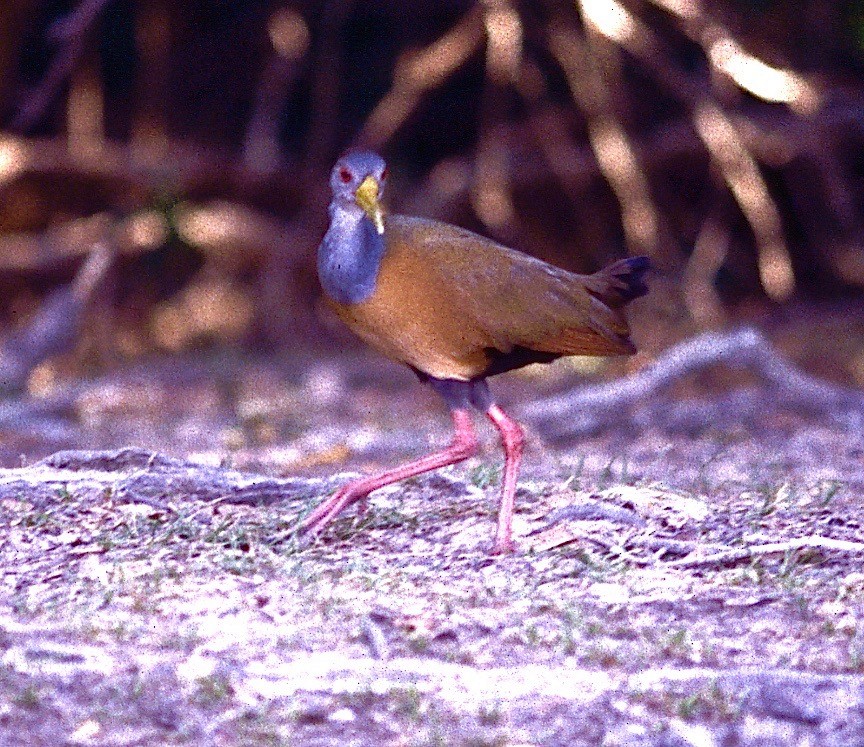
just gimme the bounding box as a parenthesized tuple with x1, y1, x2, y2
(0, 0, 864, 460)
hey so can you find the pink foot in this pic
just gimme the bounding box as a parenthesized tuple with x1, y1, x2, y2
(490, 539, 517, 556)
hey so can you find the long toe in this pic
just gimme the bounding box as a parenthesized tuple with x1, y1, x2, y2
(297, 485, 372, 537)
(297, 486, 352, 533)
(297, 509, 327, 534)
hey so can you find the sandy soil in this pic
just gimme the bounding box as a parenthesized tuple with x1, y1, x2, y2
(0, 347, 862, 747)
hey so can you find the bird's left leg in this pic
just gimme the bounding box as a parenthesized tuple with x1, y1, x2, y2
(298, 408, 478, 538)
(485, 403, 524, 554)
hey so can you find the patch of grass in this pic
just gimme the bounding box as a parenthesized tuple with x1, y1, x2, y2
(584, 643, 622, 667)
(408, 634, 430, 654)
(217, 549, 259, 576)
(562, 548, 620, 582)
(232, 710, 289, 747)
(522, 622, 542, 648)
(660, 628, 692, 659)
(364, 507, 419, 532)
(597, 454, 632, 490)
(557, 606, 582, 654)
(469, 464, 501, 489)
(462, 734, 509, 747)
(13, 684, 41, 710)
(631, 681, 740, 724)
(9, 591, 34, 616)
(675, 682, 739, 722)
(195, 672, 234, 706)
(162, 628, 205, 652)
(285, 560, 322, 589)
(721, 564, 763, 587)
(477, 701, 503, 726)
(203, 518, 253, 549)
(695, 445, 732, 493)
(561, 456, 586, 490)
(790, 593, 811, 617)
(847, 638, 864, 672)
(20, 509, 59, 531)
(129, 672, 147, 700)
(814, 479, 842, 507)
(391, 685, 424, 722)
(749, 483, 782, 519)
(777, 551, 807, 591)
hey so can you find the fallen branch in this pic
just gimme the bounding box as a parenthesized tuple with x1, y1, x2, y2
(533, 518, 864, 567)
(529, 524, 730, 561)
(0, 447, 329, 511)
(523, 326, 864, 438)
(541, 501, 647, 528)
(666, 535, 864, 569)
(627, 535, 721, 558)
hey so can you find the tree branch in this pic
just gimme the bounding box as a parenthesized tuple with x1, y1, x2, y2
(12, 0, 114, 132)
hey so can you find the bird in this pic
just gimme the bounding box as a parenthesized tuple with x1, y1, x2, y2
(299, 149, 650, 554)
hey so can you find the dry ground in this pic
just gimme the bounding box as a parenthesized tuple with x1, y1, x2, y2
(0, 342, 863, 747)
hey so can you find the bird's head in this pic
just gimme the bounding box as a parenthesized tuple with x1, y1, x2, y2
(329, 150, 389, 234)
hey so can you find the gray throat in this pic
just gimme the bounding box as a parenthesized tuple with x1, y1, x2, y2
(317, 204, 386, 305)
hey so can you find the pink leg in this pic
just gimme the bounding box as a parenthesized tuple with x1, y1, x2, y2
(299, 409, 478, 538)
(486, 404, 524, 555)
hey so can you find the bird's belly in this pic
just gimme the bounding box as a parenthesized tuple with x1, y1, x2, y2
(329, 295, 490, 381)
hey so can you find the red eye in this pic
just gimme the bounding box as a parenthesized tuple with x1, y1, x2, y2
(338, 167, 352, 183)
(381, 166, 389, 181)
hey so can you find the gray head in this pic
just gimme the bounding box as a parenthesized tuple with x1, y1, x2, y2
(329, 150, 389, 234)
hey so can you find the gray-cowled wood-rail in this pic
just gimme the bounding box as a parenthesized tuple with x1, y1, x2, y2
(299, 150, 650, 554)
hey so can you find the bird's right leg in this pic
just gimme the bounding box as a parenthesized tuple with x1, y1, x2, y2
(298, 409, 478, 538)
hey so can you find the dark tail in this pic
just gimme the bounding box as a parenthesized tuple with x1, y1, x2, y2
(585, 256, 651, 309)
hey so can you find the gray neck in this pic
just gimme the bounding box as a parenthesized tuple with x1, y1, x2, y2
(317, 203, 386, 305)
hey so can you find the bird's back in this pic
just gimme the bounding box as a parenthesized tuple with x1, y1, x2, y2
(327, 215, 648, 381)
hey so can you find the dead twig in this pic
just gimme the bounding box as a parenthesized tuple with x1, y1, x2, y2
(540, 501, 647, 528)
(692, 101, 794, 300)
(666, 536, 864, 569)
(627, 535, 719, 558)
(528, 521, 644, 559)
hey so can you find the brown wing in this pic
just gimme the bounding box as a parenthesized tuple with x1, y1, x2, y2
(329, 215, 640, 381)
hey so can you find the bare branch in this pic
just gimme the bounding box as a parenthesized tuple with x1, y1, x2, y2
(682, 216, 729, 329)
(666, 536, 864, 569)
(692, 101, 795, 300)
(243, 9, 310, 175)
(12, 0, 114, 132)
(0, 447, 326, 511)
(0, 241, 114, 392)
(357, 6, 485, 148)
(579, 0, 797, 298)
(550, 25, 659, 254)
